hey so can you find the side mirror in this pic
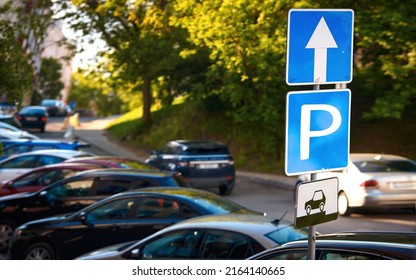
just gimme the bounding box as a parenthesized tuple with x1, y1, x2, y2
(131, 248, 141, 259)
(78, 211, 87, 222)
(150, 150, 158, 156)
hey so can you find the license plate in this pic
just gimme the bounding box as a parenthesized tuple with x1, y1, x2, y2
(26, 117, 37, 121)
(393, 182, 416, 189)
(198, 163, 219, 169)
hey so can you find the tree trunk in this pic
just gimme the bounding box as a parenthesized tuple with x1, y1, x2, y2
(142, 77, 152, 127)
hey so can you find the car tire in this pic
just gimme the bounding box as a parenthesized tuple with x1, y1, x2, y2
(23, 242, 56, 260)
(219, 185, 233, 196)
(0, 219, 17, 252)
(338, 192, 352, 216)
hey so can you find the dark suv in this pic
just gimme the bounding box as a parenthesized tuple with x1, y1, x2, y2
(146, 140, 235, 195)
(0, 168, 186, 252)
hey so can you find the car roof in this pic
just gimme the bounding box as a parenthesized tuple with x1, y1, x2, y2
(349, 153, 412, 162)
(159, 213, 293, 233)
(313, 231, 416, 245)
(73, 168, 176, 177)
(0, 139, 90, 146)
(169, 140, 227, 147)
(19, 106, 47, 111)
(0, 149, 94, 160)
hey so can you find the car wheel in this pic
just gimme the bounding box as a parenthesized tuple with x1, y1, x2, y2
(338, 192, 352, 216)
(305, 205, 312, 215)
(23, 242, 56, 260)
(219, 185, 233, 196)
(319, 202, 325, 212)
(0, 219, 17, 252)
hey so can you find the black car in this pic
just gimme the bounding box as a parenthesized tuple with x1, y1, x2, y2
(8, 187, 262, 260)
(247, 231, 416, 260)
(0, 168, 187, 252)
(146, 140, 235, 195)
(15, 106, 48, 132)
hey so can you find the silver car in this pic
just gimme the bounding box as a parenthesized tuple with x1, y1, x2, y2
(75, 214, 309, 260)
(297, 153, 416, 216)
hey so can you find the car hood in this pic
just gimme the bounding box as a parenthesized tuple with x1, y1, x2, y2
(0, 191, 34, 201)
(21, 213, 75, 228)
(76, 241, 136, 260)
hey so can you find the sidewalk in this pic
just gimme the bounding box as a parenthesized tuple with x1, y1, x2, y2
(72, 120, 296, 191)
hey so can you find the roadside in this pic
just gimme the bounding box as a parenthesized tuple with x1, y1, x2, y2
(68, 117, 297, 191)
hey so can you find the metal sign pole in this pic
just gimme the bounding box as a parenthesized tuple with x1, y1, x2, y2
(307, 83, 320, 260)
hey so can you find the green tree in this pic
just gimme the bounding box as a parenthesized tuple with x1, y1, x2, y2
(31, 57, 64, 104)
(58, 0, 196, 127)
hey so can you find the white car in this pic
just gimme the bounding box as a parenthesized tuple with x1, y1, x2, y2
(296, 153, 416, 216)
(0, 149, 95, 182)
(0, 125, 40, 140)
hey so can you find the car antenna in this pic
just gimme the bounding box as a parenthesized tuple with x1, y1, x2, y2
(272, 211, 288, 225)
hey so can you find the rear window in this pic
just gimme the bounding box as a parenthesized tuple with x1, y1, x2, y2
(354, 160, 416, 172)
(20, 107, 45, 115)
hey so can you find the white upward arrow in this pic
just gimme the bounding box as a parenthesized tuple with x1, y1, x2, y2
(306, 17, 338, 83)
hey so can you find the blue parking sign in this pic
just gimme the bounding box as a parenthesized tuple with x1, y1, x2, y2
(285, 89, 351, 175)
(286, 9, 354, 85)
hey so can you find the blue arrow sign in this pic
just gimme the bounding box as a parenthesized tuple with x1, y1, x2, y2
(285, 89, 351, 176)
(286, 9, 354, 85)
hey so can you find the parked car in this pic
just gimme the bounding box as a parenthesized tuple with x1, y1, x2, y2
(65, 156, 158, 170)
(8, 187, 263, 260)
(0, 127, 39, 140)
(40, 99, 68, 117)
(0, 162, 103, 197)
(0, 149, 95, 182)
(0, 114, 22, 128)
(0, 168, 187, 252)
(296, 153, 416, 216)
(0, 101, 17, 115)
(146, 140, 236, 195)
(0, 139, 92, 160)
(247, 231, 416, 260)
(15, 106, 48, 132)
(75, 213, 308, 260)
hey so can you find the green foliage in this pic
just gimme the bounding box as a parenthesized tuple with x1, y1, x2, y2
(0, 0, 55, 103)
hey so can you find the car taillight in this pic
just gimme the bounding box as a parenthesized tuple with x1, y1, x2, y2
(360, 180, 379, 188)
(17, 115, 22, 121)
(41, 116, 47, 122)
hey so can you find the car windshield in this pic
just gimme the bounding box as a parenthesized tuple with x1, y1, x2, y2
(265, 226, 308, 245)
(191, 196, 252, 214)
(354, 160, 416, 172)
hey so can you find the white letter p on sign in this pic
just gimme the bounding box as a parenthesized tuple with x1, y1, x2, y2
(300, 104, 341, 160)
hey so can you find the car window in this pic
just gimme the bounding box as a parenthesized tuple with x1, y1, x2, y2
(47, 179, 94, 198)
(136, 197, 180, 219)
(320, 250, 385, 260)
(265, 226, 308, 245)
(93, 180, 131, 195)
(35, 155, 65, 167)
(87, 197, 136, 221)
(255, 250, 308, 260)
(12, 170, 59, 188)
(1, 155, 37, 168)
(3, 145, 31, 155)
(184, 146, 229, 155)
(141, 229, 202, 259)
(354, 160, 416, 172)
(200, 229, 256, 259)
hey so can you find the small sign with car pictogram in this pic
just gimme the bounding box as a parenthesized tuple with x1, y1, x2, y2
(295, 177, 339, 229)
